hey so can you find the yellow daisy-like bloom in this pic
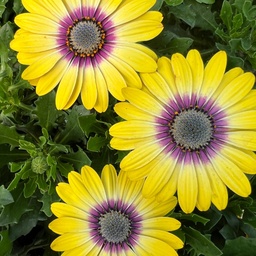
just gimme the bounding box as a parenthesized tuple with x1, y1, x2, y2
(49, 165, 183, 255)
(110, 50, 256, 214)
(10, 0, 163, 112)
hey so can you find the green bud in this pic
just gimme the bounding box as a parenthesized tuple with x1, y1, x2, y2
(31, 155, 48, 174)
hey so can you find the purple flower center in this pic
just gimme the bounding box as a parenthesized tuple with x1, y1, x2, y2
(99, 210, 131, 243)
(66, 17, 105, 57)
(170, 108, 214, 151)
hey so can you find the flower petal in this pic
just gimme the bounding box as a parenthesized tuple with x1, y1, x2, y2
(140, 217, 181, 231)
(226, 131, 256, 151)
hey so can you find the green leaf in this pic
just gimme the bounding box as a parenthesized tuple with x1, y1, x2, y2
(60, 146, 91, 171)
(56, 105, 89, 144)
(223, 208, 240, 232)
(39, 190, 60, 217)
(0, 185, 14, 205)
(24, 177, 37, 198)
(0, 230, 12, 256)
(13, 0, 24, 14)
(172, 212, 210, 225)
(79, 113, 105, 137)
(115, 151, 129, 164)
(9, 197, 47, 242)
(232, 13, 243, 32)
(8, 161, 32, 191)
(0, 123, 24, 149)
(0, 144, 29, 169)
(33, 91, 63, 131)
(57, 160, 73, 178)
(36, 174, 48, 193)
(222, 237, 256, 256)
(240, 223, 256, 238)
(150, 0, 164, 10)
(219, 224, 236, 239)
(165, 0, 183, 6)
(183, 226, 223, 256)
(196, 0, 215, 3)
(220, 0, 233, 30)
(166, 37, 193, 55)
(87, 136, 108, 152)
(0, 183, 32, 225)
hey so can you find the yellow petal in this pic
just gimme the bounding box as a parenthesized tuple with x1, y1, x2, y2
(221, 110, 256, 129)
(101, 164, 117, 203)
(211, 153, 251, 197)
(49, 217, 90, 235)
(140, 229, 183, 249)
(226, 131, 256, 151)
(107, 54, 142, 89)
(109, 0, 155, 26)
(63, 59, 84, 110)
(141, 217, 181, 231)
(140, 72, 176, 108)
(186, 49, 204, 103)
(204, 159, 228, 211)
(114, 102, 155, 122)
(96, 0, 122, 18)
(81, 58, 97, 110)
(50, 232, 91, 251)
(220, 145, 256, 174)
(177, 153, 198, 213)
(10, 33, 60, 52)
(136, 235, 179, 256)
(61, 239, 96, 256)
(133, 10, 163, 22)
(171, 52, 193, 106)
(226, 90, 256, 115)
(93, 62, 109, 113)
(81, 165, 107, 204)
(113, 20, 163, 42)
(15, 13, 62, 34)
(213, 72, 255, 111)
(199, 51, 227, 104)
(56, 57, 79, 110)
(22, 50, 63, 80)
(51, 202, 88, 219)
(97, 56, 126, 101)
(121, 87, 165, 117)
(109, 120, 157, 138)
(111, 43, 157, 72)
(36, 54, 70, 96)
(22, 0, 60, 22)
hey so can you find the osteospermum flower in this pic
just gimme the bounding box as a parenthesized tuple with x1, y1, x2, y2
(10, 0, 163, 112)
(110, 50, 256, 213)
(49, 165, 183, 255)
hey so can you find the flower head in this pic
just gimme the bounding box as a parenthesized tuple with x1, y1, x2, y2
(49, 165, 183, 255)
(110, 50, 256, 213)
(11, 0, 163, 112)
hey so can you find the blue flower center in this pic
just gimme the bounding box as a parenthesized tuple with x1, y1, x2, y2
(66, 18, 105, 57)
(99, 210, 131, 243)
(171, 109, 213, 150)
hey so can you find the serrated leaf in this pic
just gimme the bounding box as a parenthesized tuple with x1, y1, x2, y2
(0, 0, 8, 18)
(0, 123, 24, 149)
(222, 237, 256, 256)
(173, 212, 210, 225)
(0, 185, 14, 205)
(9, 197, 46, 242)
(0, 183, 32, 225)
(165, 0, 183, 6)
(0, 144, 29, 169)
(36, 174, 48, 193)
(0, 230, 12, 256)
(79, 113, 105, 137)
(0, 22, 14, 49)
(39, 190, 60, 217)
(24, 177, 37, 198)
(60, 146, 91, 171)
(56, 105, 89, 144)
(220, 0, 233, 30)
(10, 162, 24, 173)
(47, 141, 69, 154)
(33, 91, 63, 131)
(87, 136, 108, 152)
(8, 161, 31, 191)
(232, 13, 243, 32)
(183, 226, 222, 256)
(57, 160, 73, 178)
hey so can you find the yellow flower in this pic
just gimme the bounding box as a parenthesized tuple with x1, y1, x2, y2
(49, 165, 183, 255)
(11, 0, 163, 112)
(110, 50, 256, 214)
